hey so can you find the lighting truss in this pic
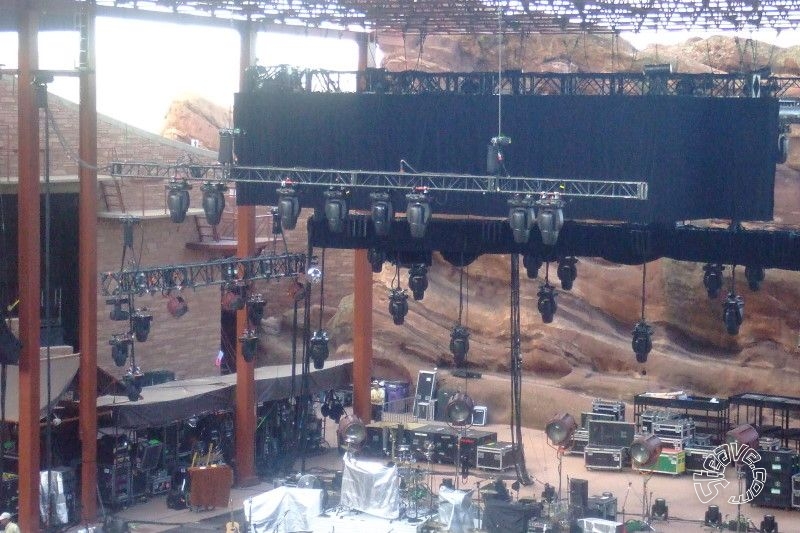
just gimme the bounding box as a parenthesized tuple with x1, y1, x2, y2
(100, 253, 307, 296)
(110, 163, 648, 201)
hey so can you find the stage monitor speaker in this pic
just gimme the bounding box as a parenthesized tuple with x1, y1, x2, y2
(570, 478, 589, 512)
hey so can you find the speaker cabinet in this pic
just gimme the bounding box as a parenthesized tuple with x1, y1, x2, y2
(570, 478, 589, 513)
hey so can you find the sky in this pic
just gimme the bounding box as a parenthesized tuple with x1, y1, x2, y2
(1, 17, 800, 134)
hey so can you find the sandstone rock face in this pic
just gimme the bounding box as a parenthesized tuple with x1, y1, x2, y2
(161, 94, 232, 151)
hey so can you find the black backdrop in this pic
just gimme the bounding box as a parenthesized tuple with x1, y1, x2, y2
(234, 93, 777, 223)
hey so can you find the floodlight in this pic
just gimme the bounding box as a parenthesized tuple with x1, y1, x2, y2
(408, 264, 429, 301)
(702, 263, 725, 298)
(632, 320, 654, 363)
(370, 191, 394, 237)
(109, 334, 133, 367)
(406, 190, 431, 239)
(723, 292, 744, 335)
(507, 195, 536, 244)
(537, 283, 557, 323)
(277, 186, 300, 230)
(388, 288, 409, 325)
(557, 257, 577, 291)
(449, 325, 470, 367)
(535, 194, 565, 246)
(324, 189, 349, 233)
(338, 416, 367, 448)
(630, 434, 662, 468)
(165, 179, 192, 224)
(131, 309, 152, 342)
(545, 413, 577, 446)
(238, 329, 259, 363)
(201, 181, 228, 226)
(445, 393, 474, 426)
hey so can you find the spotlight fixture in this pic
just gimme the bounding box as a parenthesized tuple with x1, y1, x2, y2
(745, 265, 765, 291)
(723, 292, 744, 335)
(388, 288, 409, 325)
(277, 186, 300, 230)
(109, 333, 133, 367)
(507, 195, 536, 244)
(338, 416, 367, 449)
(122, 372, 142, 402)
(166, 294, 188, 318)
(221, 285, 245, 312)
(632, 319, 654, 363)
(131, 309, 153, 342)
(535, 193, 565, 246)
(200, 181, 228, 226)
(545, 413, 577, 447)
(246, 293, 266, 325)
(309, 330, 330, 370)
(405, 189, 431, 239)
(0, 316, 21, 365)
(238, 329, 259, 363)
(537, 283, 557, 323)
(630, 434, 663, 468)
(449, 325, 470, 367)
(557, 256, 578, 291)
(165, 179, 192, 224)
(370, 191, 394, 237)
(367, 247, 386, 273)
(324, 189, 349, 233)
(702, 263, 725, 298)
(107, 297, 130, 321)
(522, 253, 542, 279)
(408, 264, 429, 301)
(726, 423, 759, 450)
(445, 393, 475, 426)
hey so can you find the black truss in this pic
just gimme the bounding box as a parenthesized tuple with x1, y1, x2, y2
(100, 253, 307, 297)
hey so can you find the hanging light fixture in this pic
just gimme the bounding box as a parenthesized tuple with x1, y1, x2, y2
(238, 329, 259, 362)
(507, 195, 536, 244)
(535, 193, 565, 246)
(545, 413, 577, 447)
(324, 189, 349, 233)
(408, 264, 429, 301)
(131, 309, 152, 342)
(557, 257, 578, 291)
(166, 294, 188, 318)
(368, 248, 386, 273)
(744, 265, 765, 291)
(201, 181, 228, 226)
(277, 185, 300, 230)
(537, 283, 557, 323)
(702, 263, 725, 299)
(370, 191, 394, 237)
(165, 179, 192, 224)
(405, 189, 431, 239)
(109, 333, 133, 367)
(221, 284, 245, 312)
(388, 288, 409, 325)
(246, 293, 266, 325)
(522, 253, 542, 279)
(723, 292, 745, 335)
(309, 330, 330, 370)
(107, 296, 130, 321)
(306, 265, 323, 284)
(632, 320, 654, 363)
(450, 325, 470, 367)
(122, 372, 142, 402)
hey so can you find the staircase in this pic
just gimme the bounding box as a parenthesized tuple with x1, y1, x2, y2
(99, 178, 126, 212)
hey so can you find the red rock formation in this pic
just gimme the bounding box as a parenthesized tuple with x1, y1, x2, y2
(161, 94, 232, 151)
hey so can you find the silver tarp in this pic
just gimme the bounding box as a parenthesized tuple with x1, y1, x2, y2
(243, 486, 323, 533)
(339, 453, 400, 519)
(437, 485, 474, 532)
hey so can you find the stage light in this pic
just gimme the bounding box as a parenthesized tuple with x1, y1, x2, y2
(165, 179, 192, 224)
(778, 134, 789, 164)
(705, 505, 722, 527)
(408, 264, 429, 301)
(406, 190, 431, 239)
(238, 329, 259, 363)
(131, 309, 152, 342)
(0, 316, 21, 365)
(370, 191, 394, 237)
(221, 285, 245, 312)
(630, 434, 662, 468)
(702, 263, 725, 298)
(727, 424, 759, 450)
(201, 181, 228, 226)
(449, 325, 470, 367)
(761, 515, 778, 533)
(338, 416, 367, 448)
(306, 266, 322, 284)
(445, 393, 475, 426)
(522, 253, 542, 279)
(545, 413, 577, 447)
(535, 193, 565, 246)
(557, 256, 578, 291)
(745, 265, 765, 291)
(109, 334, 133, 367)
(122, 372, 142, 402)
(107, 297, 130, 321)
(277, 186, 300, 230)
(507, 195, 536, 244)
(723, 292, 744, 335)
(324, 189, 348, 233)
(632, 319, 654, 363)
(537, 283, 557, 323)
(246, 293, 266, 325)
(368, 248, 386, 273)
(166, 294, 188, 318)
(309, 330, 330, 369)
(388, 288, 409, 325)
(651, 498, 669, 521)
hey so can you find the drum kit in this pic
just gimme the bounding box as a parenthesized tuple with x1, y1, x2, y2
(392, 441, 436, 521)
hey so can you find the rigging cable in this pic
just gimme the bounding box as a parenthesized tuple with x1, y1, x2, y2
(510, 253, 533, 485)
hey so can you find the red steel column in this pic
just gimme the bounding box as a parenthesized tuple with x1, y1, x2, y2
(352, 33, 374, 422)
(234, 20, 258, 487)
(17, 4, 42, 531)
(78, 2, 99, 521)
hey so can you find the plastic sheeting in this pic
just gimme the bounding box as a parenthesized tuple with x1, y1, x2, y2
(339, 453, 400, 519)
(437, 486, 474, 532)
(243, 486, 323, 533)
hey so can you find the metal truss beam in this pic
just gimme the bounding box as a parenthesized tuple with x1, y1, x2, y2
(100, 253, 307, 296)
(110, 163, 649, 201)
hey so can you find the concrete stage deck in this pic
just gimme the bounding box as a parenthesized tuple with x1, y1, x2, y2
(66, 419, 800, 532)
